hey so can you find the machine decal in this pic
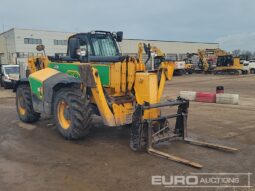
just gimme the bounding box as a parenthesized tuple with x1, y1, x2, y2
(28, 77, 43, 98)
(48, 62, 110, 86)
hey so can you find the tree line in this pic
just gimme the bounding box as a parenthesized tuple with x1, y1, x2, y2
(232, 50, 255, 61)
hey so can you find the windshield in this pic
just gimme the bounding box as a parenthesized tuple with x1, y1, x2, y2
(90, 34, 119, 57)
(4, 66, 19, 75)
(217, 56, 233, 66)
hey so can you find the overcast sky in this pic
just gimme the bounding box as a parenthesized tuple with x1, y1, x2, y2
(0, 0, 254, 51)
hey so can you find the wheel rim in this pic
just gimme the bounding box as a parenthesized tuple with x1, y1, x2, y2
(57, 100, 71, 129)
(18, 95, 26, 115)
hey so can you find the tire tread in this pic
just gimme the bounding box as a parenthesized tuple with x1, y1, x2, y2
(54, 87, 93, 139)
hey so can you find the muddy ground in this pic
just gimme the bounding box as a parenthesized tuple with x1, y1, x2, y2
(0, 74, 254, 191)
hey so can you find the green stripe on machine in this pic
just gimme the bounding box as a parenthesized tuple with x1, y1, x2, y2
(93, 65, 110, 86)
(48, 62, 110, 86)
(29, 77, 43, 99)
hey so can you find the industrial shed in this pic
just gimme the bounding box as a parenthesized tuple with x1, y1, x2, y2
(0, 28, 219, 65)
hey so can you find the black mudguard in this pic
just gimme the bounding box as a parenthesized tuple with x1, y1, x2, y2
(43, 73, 81, 115)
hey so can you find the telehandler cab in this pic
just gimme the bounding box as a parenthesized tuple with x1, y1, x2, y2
(15, 31, 238, 168)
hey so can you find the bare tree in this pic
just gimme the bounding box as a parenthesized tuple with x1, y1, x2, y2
(240, 50, 252, 61)
(232, 49, 241, 56)
(252, 52, 255, 60)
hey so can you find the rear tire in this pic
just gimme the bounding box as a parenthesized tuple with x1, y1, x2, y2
(53, 87, 93, 140)
(16, 85, 41, 123)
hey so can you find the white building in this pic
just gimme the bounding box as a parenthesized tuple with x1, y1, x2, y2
(0, 28, 219, 65)
(120, 39, 219, 58)
(0, 28, 72, 65)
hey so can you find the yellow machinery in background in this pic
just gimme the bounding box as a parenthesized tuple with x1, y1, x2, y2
(197, 48, 228, 73)
(184, 62, 194, 74)
(215, 55, 248, 75)
(198, 48, 247, 74)
(184, 53, 196, 74)
(15, 31, 238, 168)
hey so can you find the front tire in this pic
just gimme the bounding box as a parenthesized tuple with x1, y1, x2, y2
(53, 87, 93, 140)
(16, 85, 41, 122)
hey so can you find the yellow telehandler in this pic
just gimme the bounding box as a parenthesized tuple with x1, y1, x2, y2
(14, 31, 238, 168)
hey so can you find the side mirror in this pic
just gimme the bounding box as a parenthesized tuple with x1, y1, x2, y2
(36, 44, 45, 52)
(116, 31, 123, 42)
(68, 37, 80, 58)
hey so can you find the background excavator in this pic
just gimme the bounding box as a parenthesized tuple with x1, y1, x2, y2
(215, 55, 249, 75)
(14, 31, 237, 168)
(198, 48, 248, 74)
(197, 48, 228, 73)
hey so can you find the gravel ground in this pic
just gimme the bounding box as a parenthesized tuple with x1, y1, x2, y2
(0, 74, 254, 191)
